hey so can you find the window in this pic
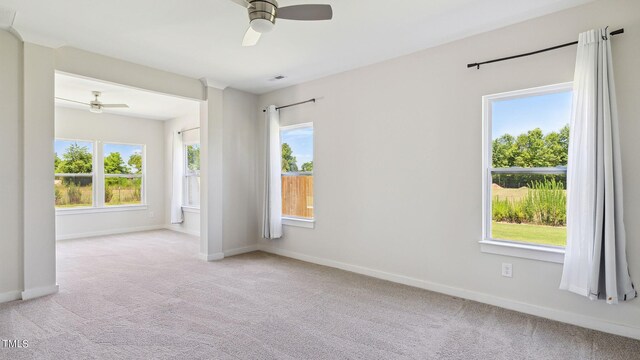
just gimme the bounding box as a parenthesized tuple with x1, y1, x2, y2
(280, 123, 314, 221)
(483, 83, 572, 251)
(54, 139, 146, 210)
(54, 140, 94, 208)
(184, 143, 200, 208)
(104, 143, 144, 206)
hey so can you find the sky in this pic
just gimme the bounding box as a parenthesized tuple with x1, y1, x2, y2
(492, 91, 572, 139)
(55, 140, 142, 171)
(281, 126, 313, 168)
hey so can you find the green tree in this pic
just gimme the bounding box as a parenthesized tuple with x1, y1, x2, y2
(492, 134, 515, 168)
(56, 143, 92, 173)
(301, 161, 313, 172)
(128, 153, 142, 174)
(492, 125, 569, 168)
(281, 143, 298, 172)
(187, 144, 200, 171)
(104, 152, 129, 174)
(54, 153, 61, 172)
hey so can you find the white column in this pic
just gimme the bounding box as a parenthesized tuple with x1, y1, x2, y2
(22, 43, 58, 300)
(199, 82, 225, 260)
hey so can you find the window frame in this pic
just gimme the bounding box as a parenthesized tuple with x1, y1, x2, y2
(481, 82, 572, 263)
(102, 141, 146, 208)
(54, 138, 97, 210)
(54, 139, 148, 213)
(280, 122, 315, 228)
(183, 142, 201, 209)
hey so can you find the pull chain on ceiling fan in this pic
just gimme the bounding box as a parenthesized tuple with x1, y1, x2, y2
(229, 0, 333, 46)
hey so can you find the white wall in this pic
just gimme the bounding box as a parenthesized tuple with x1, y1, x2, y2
(55, 107, 165, 239)
(258, 0, 640, 338)
(222, 88, 259, 254)
(0, 30, 23, 302)
(164, 112, 201, 236)
(55, 47, 203, 101)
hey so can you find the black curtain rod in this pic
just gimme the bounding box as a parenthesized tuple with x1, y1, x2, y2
(178, 127, 200, 134)
(262, 98, 316, 112)
(467, 28, 624, 69)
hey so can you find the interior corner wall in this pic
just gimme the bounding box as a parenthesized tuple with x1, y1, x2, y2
(164, 113, 201, 236)
(0, 29, 24, 302)
(55, 107, 166, 239)
(222, 88, 259, 255)
(256, 0, 640, 339)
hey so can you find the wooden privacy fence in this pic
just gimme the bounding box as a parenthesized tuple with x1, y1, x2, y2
(282, 174, 314, 219)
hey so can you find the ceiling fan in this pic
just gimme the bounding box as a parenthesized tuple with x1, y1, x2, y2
(230, 0, 333, 46)
(55, 91, 129, 114)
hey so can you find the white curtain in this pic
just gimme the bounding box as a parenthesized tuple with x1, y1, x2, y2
(560, 28, 636, 304)
(262, 105, 283, 239)
(170, 131, 184, 224)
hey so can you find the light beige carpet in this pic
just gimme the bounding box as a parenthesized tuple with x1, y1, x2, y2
(1, 230, 639, 359)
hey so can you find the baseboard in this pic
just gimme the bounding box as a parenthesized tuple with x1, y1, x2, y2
(224, 244, 259, 257)
(56, 225, 166, 241)
(200, 252, 224, 261)
(258, 244, 640, 340)
(21, 284, 59, 301)
(0, 290, 22, 304)
(164, 224, 200, 237)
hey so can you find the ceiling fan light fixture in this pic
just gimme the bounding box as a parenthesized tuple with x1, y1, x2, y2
(250, 18, 274, 33)
(89, 104, 103, 114)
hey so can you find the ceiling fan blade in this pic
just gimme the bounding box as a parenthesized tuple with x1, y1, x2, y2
(100, 104, 129, 108)
(229, 0, 254, 8)
(242, 27, 261, 47)
(55, 97, 90, 106)
(277, 4, 333, 21)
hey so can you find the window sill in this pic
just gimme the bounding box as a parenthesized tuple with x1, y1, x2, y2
(283, 217, 315, 229)
(182, 206, 200, 214)
(56, 205, 148, 216)
(480, 239, 565, 264)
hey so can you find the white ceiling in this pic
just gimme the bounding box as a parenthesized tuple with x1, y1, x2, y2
(3, 0, 592, 94)
(55, 73, 200, 121)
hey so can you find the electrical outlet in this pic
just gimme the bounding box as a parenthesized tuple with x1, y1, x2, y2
(148, 211, 155, 218)
(501, 263, 513, 278)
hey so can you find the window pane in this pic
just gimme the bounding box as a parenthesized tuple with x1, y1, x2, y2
(186, 144, 200, 175)
(104, 144, 143, 175)
(185, 176, 200, 207)
(491, 91, 571, 168)
(55, 176, 93, 208)
(105, 176, 142, 206)
(281, 126, 314, 219)
(282, 174, 314, 219)
(104, 144, 143, 206)
(491, 173, 566, 247)
(54, 140, 93, 174)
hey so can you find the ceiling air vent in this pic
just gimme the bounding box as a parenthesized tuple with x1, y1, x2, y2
(270, 75, 286, 81)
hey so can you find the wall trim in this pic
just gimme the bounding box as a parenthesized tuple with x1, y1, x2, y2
(21, 284, 59, 301)
(200, 77, 228, 90)
(56, 225, 165, 241)
(224, 244, 259, 257)
(200, 252, 224, 261)
(258, 244, 640, 340)
(164, 224, 200, 237)
(0, 290, 22, 304)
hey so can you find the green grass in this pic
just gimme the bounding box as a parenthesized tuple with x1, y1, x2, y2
(492, 221, 566, 247)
